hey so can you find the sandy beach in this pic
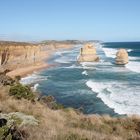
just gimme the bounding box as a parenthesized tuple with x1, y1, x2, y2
(6, 43, 73, 78)
(7, 62, 49, 78)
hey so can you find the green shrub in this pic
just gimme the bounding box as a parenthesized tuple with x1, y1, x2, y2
(9, 84, 35, 100)
(40, 95, 64, 110)
(0, 126, 12, 140)
(40, 95, 55, 103)
(51, 102, 64, 110)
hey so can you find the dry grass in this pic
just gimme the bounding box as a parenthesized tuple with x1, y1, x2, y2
(0, 85, 140, 140)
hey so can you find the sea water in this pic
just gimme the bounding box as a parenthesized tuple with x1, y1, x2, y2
(21, 42, 140, 116)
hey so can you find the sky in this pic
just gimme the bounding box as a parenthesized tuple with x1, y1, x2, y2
(0, 0, 140, 42)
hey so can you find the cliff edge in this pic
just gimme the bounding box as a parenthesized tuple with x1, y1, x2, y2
(0, 41, 45, 71)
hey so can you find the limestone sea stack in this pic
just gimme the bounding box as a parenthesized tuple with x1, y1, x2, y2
(77, 44, 99, 62)
(115, 49, 129, 65)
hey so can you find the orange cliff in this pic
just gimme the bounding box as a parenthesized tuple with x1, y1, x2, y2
(0, 41, 50, 77)
(0, 41, 74, 78)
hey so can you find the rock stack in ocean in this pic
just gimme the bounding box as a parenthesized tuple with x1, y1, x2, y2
(77, 44, 99, 62)
(115, 49, 129, 65)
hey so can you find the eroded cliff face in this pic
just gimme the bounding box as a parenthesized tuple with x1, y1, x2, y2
(0, 41, 44, 71)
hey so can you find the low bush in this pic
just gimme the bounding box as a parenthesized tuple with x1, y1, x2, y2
(9, 84, 35, 100)
(51, 102, 64, 110)
(40, 95, 64, 110)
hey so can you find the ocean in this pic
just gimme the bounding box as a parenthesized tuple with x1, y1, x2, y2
(21, 42, 140, 116)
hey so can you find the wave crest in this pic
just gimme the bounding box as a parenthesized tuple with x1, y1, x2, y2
(86, 80, 140, 115)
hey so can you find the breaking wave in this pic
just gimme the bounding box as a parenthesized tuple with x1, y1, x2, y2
(102, 47, 140, 73)
(20, 73, 48, 85)
(102, 48, 117, 58)
(126, 61, 140, 73)
(86, 80, 140, 115)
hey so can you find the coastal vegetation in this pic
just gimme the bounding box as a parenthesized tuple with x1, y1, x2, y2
(9, 84, 35, 100)
(0, 74, 140, 140)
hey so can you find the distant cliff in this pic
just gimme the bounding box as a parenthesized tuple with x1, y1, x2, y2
(41, 40, 101, 45)
(0, 40, 77, 73)
(0, 41, 44, 71)
(0, 40, 100, 72)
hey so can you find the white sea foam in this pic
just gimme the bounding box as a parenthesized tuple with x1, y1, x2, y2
(129, 56, 139, 61)
(94, 43, 103, 49)
(86, 80, 140, 115)
(55, 58, 71, 64)
(81, 62, 99, 66)
(102, 47, 134, 58)
(102, 46, 140, 73)
(32, 83, 39, 91)
(55, 49, 74, 56)
(82, 71, 88, 75)
(20, 73, 48, 85)
(81, 62, 98, 70)
(127, 49, 133, 52)
(81, 60, 113, 70)
(102, 48, 117, 58)
(64, 64, 83, 69)
(54, 47, 79, 64)
(55, 51, 63, 56)
(64, 64, 97, 70)
(126, 61, 140, 73)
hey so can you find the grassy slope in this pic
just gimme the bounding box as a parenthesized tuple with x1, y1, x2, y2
(0, 85, 140, 140)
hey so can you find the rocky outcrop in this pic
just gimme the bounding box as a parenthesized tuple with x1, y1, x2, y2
(0, 112, 39, 140)
(0, 73, 15, 86)
(115, 49, 129, 65)
(77, 44, 99, 62)
(0, 112, 39, 126)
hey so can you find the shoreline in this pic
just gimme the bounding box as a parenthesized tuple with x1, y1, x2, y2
(6, 50, 53, 78)
(7, 62, 51, 78)
(6, 44, 74, 78)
